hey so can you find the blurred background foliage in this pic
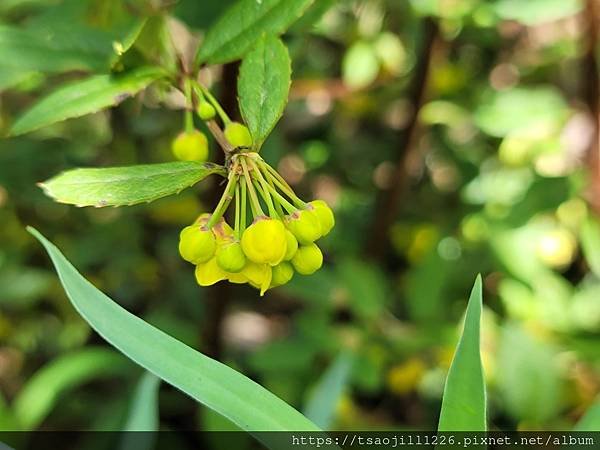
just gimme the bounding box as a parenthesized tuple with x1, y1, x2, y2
(1, 0, 600, 437)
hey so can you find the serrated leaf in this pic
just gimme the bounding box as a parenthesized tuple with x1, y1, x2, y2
(196, 0, 314, 65)
(10, 66, 167, 136)
(28, 227, 321, 436)
(40, 162, 225, 207)
(438, 275, 487, 431)
(238, 35, 291, 147)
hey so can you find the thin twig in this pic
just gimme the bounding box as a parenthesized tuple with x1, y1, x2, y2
(584, 0, 600, 212)
(365, 18, 438, 260)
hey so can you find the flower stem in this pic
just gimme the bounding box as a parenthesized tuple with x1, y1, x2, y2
(193, 81, 231, 126)
(240, 158, 264, 217)
(261, 181, 296, 214)
(240, 177, 248, 234)
(184, 78, 194, 133)
(248, 159, 278, 218)
(207, 164, 239, 228)
(259, 161, 306, 208)
(262, 170, 285, 217)
(234, 183, 241, 240)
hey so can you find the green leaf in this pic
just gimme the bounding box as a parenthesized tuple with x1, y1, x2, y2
(0, 24, 110, 74)
(474, 87, 569, 138)
(342, 41, 380, 90)
(39, 162, 225, 207)
(13, 347, 131, 429)
(497, 323, 563, 423)
(122, 372, 160, 431)
(118, 373, 161, 450)
(438, 275, 486, 431)
(196, 0, 314, 65)
(28, 227, 321, 434)
(493, 0, 582, 25)
(574, 398, 600, 431)
(303, 352, 353, 430)
(10, 66, 167, 136)
(238, 35, 291, 147)
(581, 216, 600, 279)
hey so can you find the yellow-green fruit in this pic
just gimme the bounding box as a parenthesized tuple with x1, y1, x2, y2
(284, 230, 298, 260)
(241, 217, 287, 265)
(271, 262, 294, 288)
(536, 228, 577, 269)
(224, 122, 252, 148)
(172, 130, 209, 161)
(216, 241, 246, 273)
(285, 209, 322, 245)
(178, 225, 216, 264)
(309, 200, 335, 236)
(195, 257, 227, 286)
(291, 243, 323, 275)
(197, 102, 216, 120)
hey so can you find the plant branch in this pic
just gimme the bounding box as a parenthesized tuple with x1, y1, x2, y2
(365, 18, 438, 260)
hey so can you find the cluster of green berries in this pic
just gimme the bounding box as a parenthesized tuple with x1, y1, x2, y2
(177, 124, 334, 295)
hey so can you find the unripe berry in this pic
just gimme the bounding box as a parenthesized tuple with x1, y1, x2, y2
(179, 225, 216, 264)
(291, 243, 323, 275)
(309, 200, 335, 236)
(216, 241, 246, 273)
(224, 122, 252, 148)
(195, 257, 227, 286)
(271, 262, 294, 288)
(285, 209, 322, 245)
(284, 230, 298, 260)
(172, 130, 209, 161)
(197, 101, 216, 120)
(241, 217, 287, 265)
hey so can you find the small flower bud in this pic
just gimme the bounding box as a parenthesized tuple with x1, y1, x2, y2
(224, 122, 252, 148)
(284, 230, 298, 260)
(216, 241, 246, 273)
(309, 200, 335, 236)
(271, 262, 294, 288)
(291, 243, 323, 275)
(179, 224, 216, 264)
(241, 217, 287, 265)
(171, 130, 209, 162)
(195, 257, 227, 286)
(197, 101, 216, 120)
(285, 209, 322, 245)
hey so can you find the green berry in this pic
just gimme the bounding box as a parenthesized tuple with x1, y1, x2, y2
(172, 130, 209, 161)
(285, 209, 322, 245)
(216, 241, 246, 273)
(291, 243, 323, 275)
(309, 200, 335, 236)
(224, 122, 252, 148)
(179, 225, 216, 264)
(271, 262, 294, 288)
(284, 230, 298, 260)
(241, 217, 287, 266)
(197, 102, 216, 120)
